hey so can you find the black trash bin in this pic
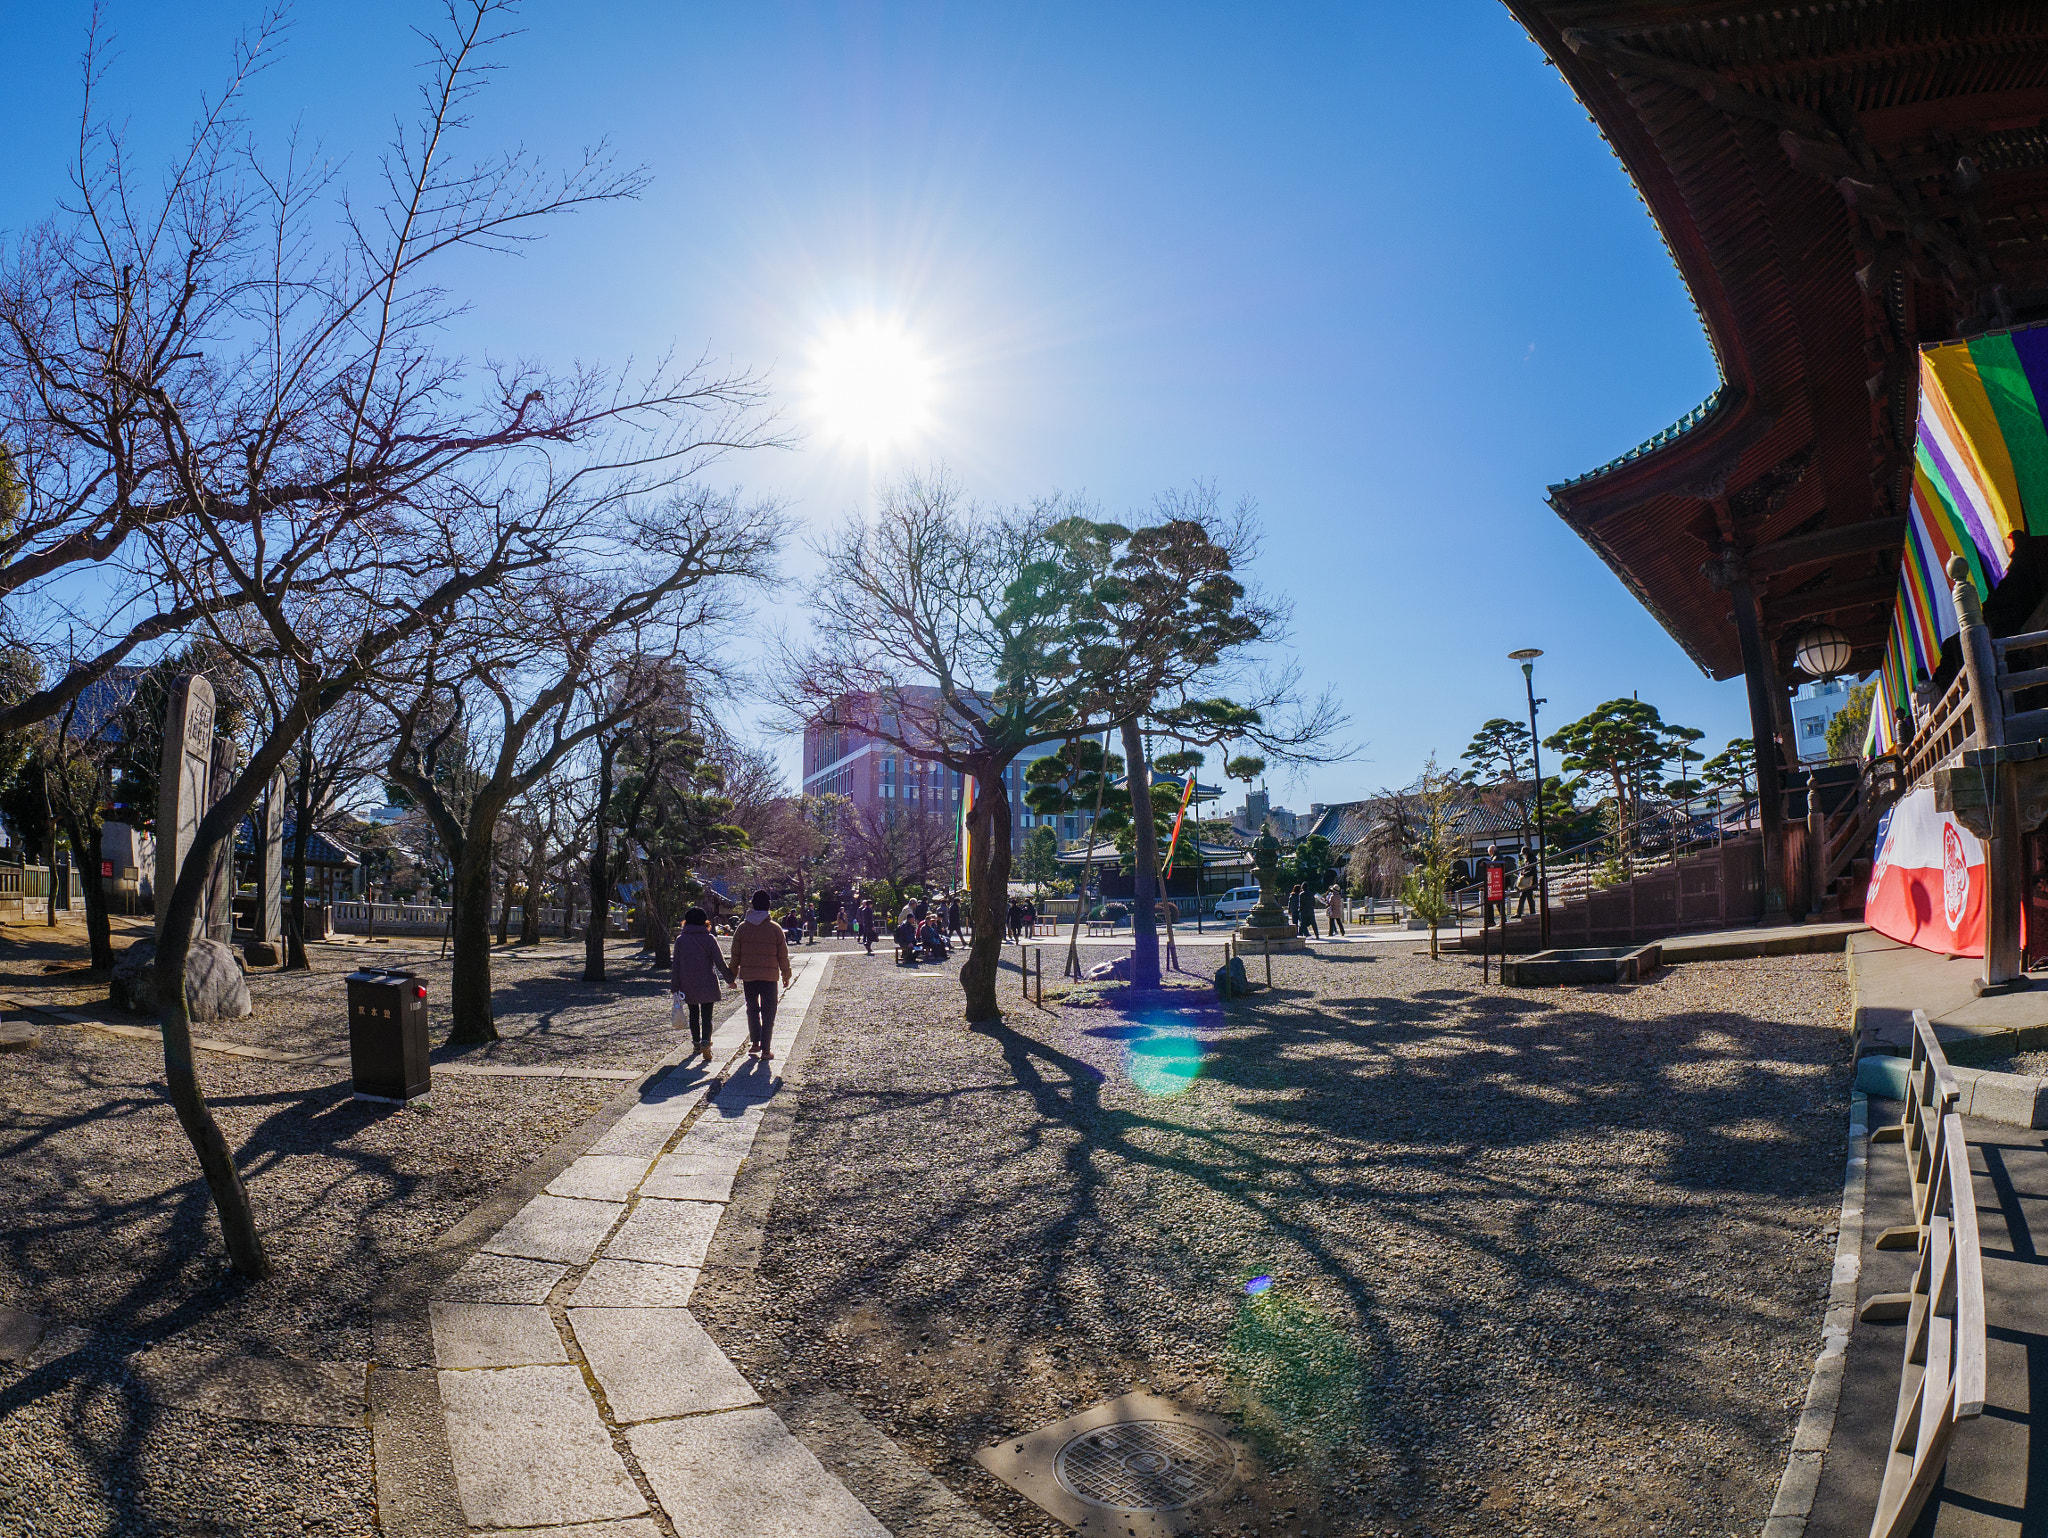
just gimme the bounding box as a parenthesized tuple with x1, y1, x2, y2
(346, 968, 431, 1103)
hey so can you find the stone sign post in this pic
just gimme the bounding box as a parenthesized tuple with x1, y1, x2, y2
(154, 675, 215, 942)
(119, 673, 251, 1022)
(206, 736, 239, 944)
(246, 772, 285, 966)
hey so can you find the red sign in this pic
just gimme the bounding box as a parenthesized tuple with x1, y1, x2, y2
(101, 861, 113, 877)
(1485, 866, 1505, 903)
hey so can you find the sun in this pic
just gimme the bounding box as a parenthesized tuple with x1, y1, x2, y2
(807, 316, 934, 452)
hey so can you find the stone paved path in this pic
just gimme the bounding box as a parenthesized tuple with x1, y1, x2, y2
(429, 953, 892, 1536)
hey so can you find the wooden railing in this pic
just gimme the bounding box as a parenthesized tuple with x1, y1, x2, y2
(1860, 1012, 1986, 1538)
(1818, 753, 1905, 899)
(1990, 625, 2048, 742)
(1901, 669, 1974, 788)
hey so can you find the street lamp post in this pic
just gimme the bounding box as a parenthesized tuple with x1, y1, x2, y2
(1509, 648, 1550, 947)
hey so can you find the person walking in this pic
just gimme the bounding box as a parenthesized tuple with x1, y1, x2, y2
(670, 907, 733, 1063)
(1481, 844, 1506, 928)
(1325, 885, 1346, 936)
(858, 898, 877, 955)
(729, 890, 793, 1062)
(947, 894, 964, 942)
(1514, 852, 1539, 918)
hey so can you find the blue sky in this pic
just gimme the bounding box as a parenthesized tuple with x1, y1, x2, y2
(4, 1, 1759, 808)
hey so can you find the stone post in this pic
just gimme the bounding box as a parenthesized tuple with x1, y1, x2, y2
(206, 736, 239, 944)
(247, 772, 285, 966)
(154, 675, 215, 942)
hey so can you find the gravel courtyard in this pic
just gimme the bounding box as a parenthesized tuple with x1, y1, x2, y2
(704, 940, 1851, 1537)
(0, 919, 683, 1538)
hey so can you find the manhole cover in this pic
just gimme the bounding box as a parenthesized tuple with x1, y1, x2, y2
(1053, 1419, 1237, 1511)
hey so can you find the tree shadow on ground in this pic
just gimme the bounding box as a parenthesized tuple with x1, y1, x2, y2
(755, 952, 1848, 1534)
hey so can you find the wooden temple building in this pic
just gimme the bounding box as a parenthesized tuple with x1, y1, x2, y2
(1507, 2, 2048, 928)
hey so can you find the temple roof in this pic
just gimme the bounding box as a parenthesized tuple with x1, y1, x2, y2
(1509, 1, 2048, 680)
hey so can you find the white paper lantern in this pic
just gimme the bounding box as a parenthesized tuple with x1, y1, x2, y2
(1794, 624, 1853, 679)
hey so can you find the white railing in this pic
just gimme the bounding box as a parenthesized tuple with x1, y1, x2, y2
(330, 900, 452, 929)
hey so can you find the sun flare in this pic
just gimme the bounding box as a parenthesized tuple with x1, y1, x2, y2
(807, 316, 934, 452)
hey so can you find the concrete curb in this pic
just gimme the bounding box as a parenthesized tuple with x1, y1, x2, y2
(1763, 1088, 1868, 1538)
(1851, 1051, 2048, 1127)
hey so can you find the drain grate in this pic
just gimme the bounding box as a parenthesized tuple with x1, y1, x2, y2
(1054, 1419, 1236, 1510)
(976, 1391, 1248, 1533)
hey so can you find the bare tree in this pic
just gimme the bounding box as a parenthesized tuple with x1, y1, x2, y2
(778, 471, 1330, 1016)
(384, 493, 779, 1043)
(2, 3, 776, 1277)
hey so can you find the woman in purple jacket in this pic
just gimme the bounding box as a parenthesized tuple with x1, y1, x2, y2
(671, 907, 734, 1062)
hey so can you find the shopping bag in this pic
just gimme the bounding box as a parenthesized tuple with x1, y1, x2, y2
(670, 991, 688, 1030)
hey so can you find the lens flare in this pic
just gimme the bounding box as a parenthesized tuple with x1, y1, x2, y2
(1244, 1276, 1273, 1296)
(807, 315, 934, 452)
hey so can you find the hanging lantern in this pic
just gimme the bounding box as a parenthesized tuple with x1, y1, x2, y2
(1793, 623, 1854, 679)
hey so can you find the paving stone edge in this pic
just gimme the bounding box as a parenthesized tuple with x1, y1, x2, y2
(1762, 1087, 1869, 1538)
(367, 973, 724, 1538)
(697, 954, 1011, 1538)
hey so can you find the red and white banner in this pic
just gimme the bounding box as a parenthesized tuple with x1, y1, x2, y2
(1865, 785, 1987, 956)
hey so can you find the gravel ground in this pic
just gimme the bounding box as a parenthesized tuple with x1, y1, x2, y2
(700, 940, 1851, 1538)
(0, 917, 682, 1538)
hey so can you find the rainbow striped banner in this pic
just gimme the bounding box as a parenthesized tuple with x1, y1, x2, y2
(1868, 323, 2048, 754)
(958, 774, 974, 889)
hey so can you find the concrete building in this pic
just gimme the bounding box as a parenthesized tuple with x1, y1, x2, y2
(800, 688, 1075, 853)
(1789, 677, 1862, 763)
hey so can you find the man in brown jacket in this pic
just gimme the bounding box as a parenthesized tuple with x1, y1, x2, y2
(729, 889, 793, 1061)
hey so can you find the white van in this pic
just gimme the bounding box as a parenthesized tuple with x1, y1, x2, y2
(1215, 886, 1263, 920)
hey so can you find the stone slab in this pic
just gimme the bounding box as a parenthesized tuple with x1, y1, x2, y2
(546, 1153, 657, 1202)
(627, 1407, 891, 1538)
(567, 1258, 701, 1308)
(481, 1194, 624, 1265)
(131, 1345, 366, 1428)
(432, 1252, 567, 1306)
(430, 1302, 567, 1369)
(588, 1097, 704, 1157)
(570, 1305, 758, 1423)
(0, 1306, 44, 1364)
(437, 1364, 646, 1529)
(517, 1524, 665, 1538)
(0, 1021, 40, 1052)
(602, 1197, 723, 1269)
(638, 1156, 742, 1203)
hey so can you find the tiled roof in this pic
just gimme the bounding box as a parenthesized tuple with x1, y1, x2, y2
(235, 821, 360, 866)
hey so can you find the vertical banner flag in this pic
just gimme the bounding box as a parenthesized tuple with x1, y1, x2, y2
(958, 773, 974, 890)
(1160, 773, 1198, 874)
(1871, 323, 2048, 756)
(1865, 322, 2048, 951)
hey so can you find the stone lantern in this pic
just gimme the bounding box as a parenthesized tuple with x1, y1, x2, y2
(1234, 819, 1307, 953)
